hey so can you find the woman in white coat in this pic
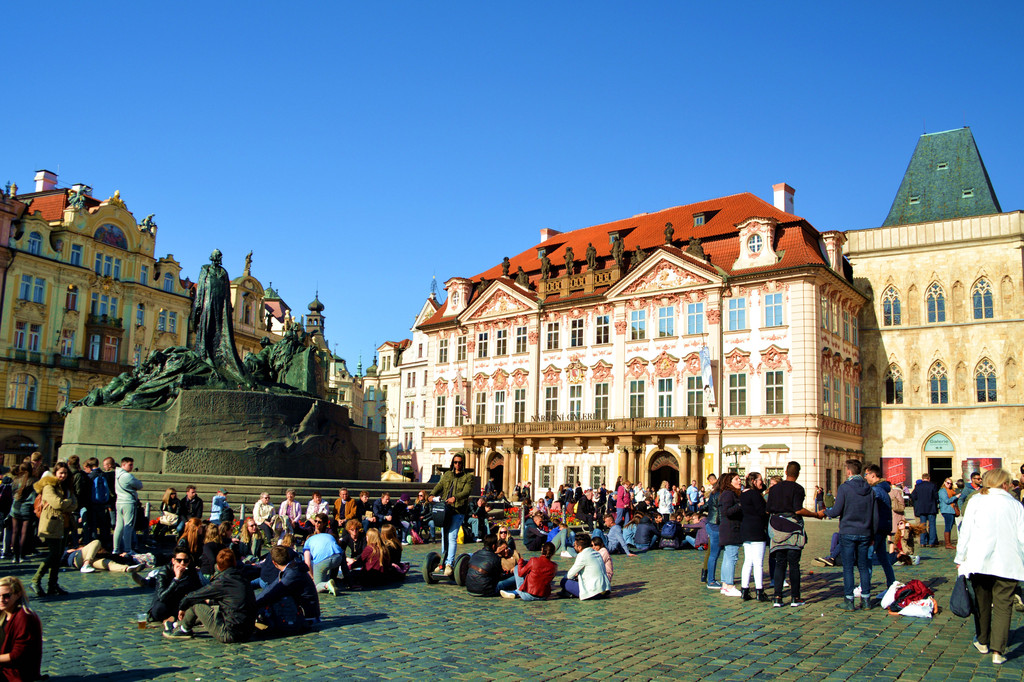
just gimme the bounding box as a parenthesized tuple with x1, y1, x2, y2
(954, 468, 1024, 666)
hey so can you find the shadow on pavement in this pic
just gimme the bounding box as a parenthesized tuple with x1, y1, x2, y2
(612, 580, 646, 597)
(51, 666, 187, 681)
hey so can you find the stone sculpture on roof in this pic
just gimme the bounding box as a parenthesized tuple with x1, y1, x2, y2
(564, 247, 575, 276)
(664, 222, 674, 245)
(611, 235, 624, 270)
(515, 266, 529, 288)
(502, 256, 510, 277)
(540, 253, 551, 280)
(686, 236, 705, 260)
(585, 242, 597, 271)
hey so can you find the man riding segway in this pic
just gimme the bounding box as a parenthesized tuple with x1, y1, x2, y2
(429, 454, 474, 577)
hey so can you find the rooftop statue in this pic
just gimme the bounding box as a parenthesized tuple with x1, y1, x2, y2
(515, 266, 529, 288)
(564, 247, 575, 276)
(611, 235, 624, 270)
(664, 222, 674, 245)
(585, 243, 597, 271)
(501, 256, 510, 278)
(540, 253, 551, 281)
(191, 249, 255, 388)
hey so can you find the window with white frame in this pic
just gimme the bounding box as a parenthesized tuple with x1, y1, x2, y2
(658, 306, 674, 337)
(27, 232, 41, 255)
(477, 332, 489, 358)
(60, 330, 75, 357)
(823, 374, 831, 417)
(843, 382, 852, 421)
(435, 396, 447, 427)
(765, 371, 784, 414)
(454, 395, 464, 426)
(70, 244, 83, 266)
(570, 319, 584, 347)
(13, 322, 25, 350)
(728, 298, 746, 331)
(657, 378, 673, 417)
(764, 293, 783, 327)
(475, 392, 487, 423)
(7, 374, 37, 410)
(27, 324, 40, 352)
(686, 302, 704, 335)
(590, 466, 606, 490)
(494, 390, 506, 423)
(729, 374, 746, 416)
(456, 336, 467, 361)
(544, 387, 558, 420)
(686, 376, 703, 416)
(568, 385, 582, 417)
(595, 315, 610, 344)
(546, 322, 560, 350)
(495, 329, 507, 355)
(629, 380, 645, 418)
(832, 376, 840, 417)
(630, 310, 646, 340)
(515, 326, 527, 354)
(438, 338, 448, 363)
(594, 383, 609, 419)
(540, 465, 553, 490)
(513, 388, 526, 423)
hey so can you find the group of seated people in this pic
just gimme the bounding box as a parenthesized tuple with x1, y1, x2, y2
(464, 525, 612, 601)
(524, 509, 709, 559)
(131, 509, 411, 643)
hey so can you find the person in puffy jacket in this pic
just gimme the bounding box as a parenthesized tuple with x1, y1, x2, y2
(31, 463, 76, 598)
(465, 534, 503, 597)
(821, 459, 877, 610)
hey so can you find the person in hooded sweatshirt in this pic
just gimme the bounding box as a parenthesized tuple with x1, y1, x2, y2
(819, 459, 877, 611)
(863, 464, 896, 591)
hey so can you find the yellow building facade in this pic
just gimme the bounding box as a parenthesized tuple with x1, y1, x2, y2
(0, 173, 190, 463)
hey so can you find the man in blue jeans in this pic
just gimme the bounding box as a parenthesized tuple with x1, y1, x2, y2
(863, 464, 896, 591)
(910, 474, 939, 547)
(820, 458, 877, 610)
(429, 454, 474, 576)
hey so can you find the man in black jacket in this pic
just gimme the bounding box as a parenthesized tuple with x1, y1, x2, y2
(165, 548, 257, 643)
(524, 513, 549, 552)
(255, 545, 320, 629)
(910, 474, 940, 547)
(576, 489, 596, 530)
(137, 549, 203, 632)
(466, 534, 503, 597)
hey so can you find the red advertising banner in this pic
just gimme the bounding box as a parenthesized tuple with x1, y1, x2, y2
(881, 458, 912, 487)
(962, 458, 1002, 479)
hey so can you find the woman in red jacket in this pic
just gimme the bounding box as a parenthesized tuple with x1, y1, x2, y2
(0, 576, 42, 681)
(499, 542, 557, 601)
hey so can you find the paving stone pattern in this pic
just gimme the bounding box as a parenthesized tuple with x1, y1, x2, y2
(16, 520, 1024, 681)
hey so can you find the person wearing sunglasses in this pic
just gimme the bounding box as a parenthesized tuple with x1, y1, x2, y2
(133, 550, 202, 634)
(428, 454, 474, 576)
(0, 576, 41, 681)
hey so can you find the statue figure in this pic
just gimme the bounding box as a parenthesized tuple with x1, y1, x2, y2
(564, 247, 575, 276)
(68, 187, 87, 210)
(515, 266, 529, 288)
(586, 243, 597, 271)
(664, 222, 674, 245)
(501, 257, 510, 278)
(244, 251, 253, 275)
(686, 236, 706, 260)
(190, 249, 254, 388)
(634, 245, 647, 267)
(140, 214, 157, 232)
(264, 307, 274, 331)
(540, 253, 551, 281)
(611, 235, 624, 270)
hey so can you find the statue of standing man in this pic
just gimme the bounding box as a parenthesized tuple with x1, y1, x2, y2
(190, 249, 254, 388)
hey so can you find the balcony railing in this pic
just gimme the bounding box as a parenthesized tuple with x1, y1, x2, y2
(86, 313, 123, 328)
(463, 415, 706, 439)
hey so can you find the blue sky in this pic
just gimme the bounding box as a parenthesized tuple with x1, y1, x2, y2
(6, 2, 1022, 367)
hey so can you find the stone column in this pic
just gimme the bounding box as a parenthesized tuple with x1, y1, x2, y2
(618, 447, 628, 483)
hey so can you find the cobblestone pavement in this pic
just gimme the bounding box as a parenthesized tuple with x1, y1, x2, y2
(13, 520, 1024, 681)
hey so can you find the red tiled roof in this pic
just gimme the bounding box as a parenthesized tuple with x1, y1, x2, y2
(419, 192, 833, 328)
(18, 190, 103, 222)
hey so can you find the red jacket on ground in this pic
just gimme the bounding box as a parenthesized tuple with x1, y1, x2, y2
(517, 556, 557, 599)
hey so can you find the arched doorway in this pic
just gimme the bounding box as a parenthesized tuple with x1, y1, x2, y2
(486, 453, 504, 494)
(923, 432, 954, 484)
(649, 451, 679, 490)
(1, 434, 40, 469)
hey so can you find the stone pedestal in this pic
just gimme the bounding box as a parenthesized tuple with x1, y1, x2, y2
(60, 389, 380, 479)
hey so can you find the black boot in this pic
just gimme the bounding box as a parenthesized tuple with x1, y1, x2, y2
(860, 596, 876, 610)
(837, 596, 858, 611)
(700, 569, 708, 583)
(757, 589, 771, 603)
(742, 587, 753, 601)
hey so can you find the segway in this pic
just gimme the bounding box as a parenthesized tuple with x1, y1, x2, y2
(423, 500, 470, 586)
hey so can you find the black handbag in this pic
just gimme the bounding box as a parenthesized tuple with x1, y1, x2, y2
(950, 574, 973, 618)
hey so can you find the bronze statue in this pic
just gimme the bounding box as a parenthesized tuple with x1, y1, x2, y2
(140, 214, 157, 233)
(515, 266, 529, 288)
(686, 236, 706, 260)
(664, 222, 674, 244)
(244, 251, 253, 275)
(564, 247, 575, 276)
(611, 235, 624, 270)
(502, 256, 510, 277)
(190, 249, 254, 388)
(586, 243, 597, 271)
(540, 253, 551, 281)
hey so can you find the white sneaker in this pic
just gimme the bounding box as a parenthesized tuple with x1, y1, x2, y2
(79, 565, 96, 573)
(559, 551, 575, 558)
(973, 641, 989, 654)
(993, 652, 1006, 665)
(499, 590, 517, 599)
(720, 585, 742, 597)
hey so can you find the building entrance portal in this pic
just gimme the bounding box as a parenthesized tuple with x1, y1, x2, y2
(649, 451, 679, 490)
(487, 453, 505, 494)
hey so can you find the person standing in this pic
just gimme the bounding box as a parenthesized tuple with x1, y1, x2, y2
(656, 481, 673, 516)
(703, 474, 721, 588)
(820, 459, 877, 610)
(685, 480, 700, 514)
(938, 478, 960, 549)
(717, 473, 743, 597)
(428, 454, 473, 577)
(614, 478, 631, 526)
(814, 486, 825, 513)
(31, 462, 76, 598)
(958, 471, 983, 515)
(739, 472, 769, 602)
(766, 461, 816, 607)
(113, 457, 142, 554)
(863, 464, 896, 592)
(954, 468, 1024, 666)
(910, 474, 939, 547)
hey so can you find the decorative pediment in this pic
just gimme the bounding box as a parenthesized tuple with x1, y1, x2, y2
(511, 368, 529, 387)
(616, 257, 713, 297)
(464, 285, 532, 321)
(590, 360, 613, 384)
(725, 348, 753, 374)
(682, 352, 701, 375)
(757, 344, 792, 374)
(542, 365, 562, 386)
(473, 372, 489, 391)
(651, 351, 679, 378)
(625, 356, 649, 380)
(492, 369, 509, 390)
(434, 378, 448, 396)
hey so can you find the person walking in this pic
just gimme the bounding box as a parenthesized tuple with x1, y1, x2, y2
(739, 472, 769, 602)
(910, 474, 939, 547)
(31, 463, 76, 598)
(954, 468, 1024, 666)
(938, 477, 960, 549)
(717, 473, 743, 597)
(820, 459, 877, 610)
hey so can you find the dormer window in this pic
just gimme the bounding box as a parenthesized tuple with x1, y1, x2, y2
(693, 213, 705, 227)
(909, 195, 920, 205)
(747, 234, 763, 255)
(936, 162, 949, 171)
(962, 188, 974, 198)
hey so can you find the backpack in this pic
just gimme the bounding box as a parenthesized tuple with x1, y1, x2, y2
(33, 493, 47, 518)
(92, 474, 111, 505)
(660, 520, 679, 539)
(890, 487, 905, 513)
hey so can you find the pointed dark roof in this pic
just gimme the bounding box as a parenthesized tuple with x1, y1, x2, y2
(882, 127, 1001, 226)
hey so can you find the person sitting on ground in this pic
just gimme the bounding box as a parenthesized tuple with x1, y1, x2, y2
(154, 487, 181, 540)
(252, 492, 276, 543)
(199, 523, 227, 578)
(176, 517, 205, 566)
(379, 524, 409, 578)
(339, 519, 366, 567)
(65, 539, 146, 574)
(576, 489, 596, 530)
(493, 526, 523, 593)
(602, 514, 637, 557)
(631, 513, 660, 553)
(238, 517, 264, 560)
(591, 536, 613, 581)
(255, 545, 320, 631)
(0, 576, 42, 682)
(392, 494, 412, 543)
(350, 528, 392, 587)
(136, 548, 203, 632)
(559, 533, 611, 600)
(500, 541, 558, 601)
(166, 548, 257, 643)
(548, 523, 576, 558)
(303, 513, 350, 595)
(465, 533, 503, 597)
(524, 513, 550, 552)
(254, 535, 297, 590)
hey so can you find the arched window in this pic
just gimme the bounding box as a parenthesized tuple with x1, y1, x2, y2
(976, 359, 997, 403)
(27, 232, 42, 255)
(243, 294, 252, 325)
(56, 379, 71, 411)
(882, 286, 901, 326)
(929, 362, 949, 405)
(162, 273, 174, 292)
(926, 283, 946, 323)
(972, 279, 994, 319)
(7, 374, 37, 410)
(884, 365, 904, 404)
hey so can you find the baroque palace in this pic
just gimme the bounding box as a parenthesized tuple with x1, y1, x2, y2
(411, 185, 865, 494)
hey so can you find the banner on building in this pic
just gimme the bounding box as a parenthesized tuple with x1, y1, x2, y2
(962, 458, 1001, 480)
(881, 458, 912, 486)
(700, 346, 715, 406)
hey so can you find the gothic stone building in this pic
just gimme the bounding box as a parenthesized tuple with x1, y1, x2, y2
(416, 186, 865, 495)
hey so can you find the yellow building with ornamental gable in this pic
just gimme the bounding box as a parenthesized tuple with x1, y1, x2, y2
(0, 171, 190, 464)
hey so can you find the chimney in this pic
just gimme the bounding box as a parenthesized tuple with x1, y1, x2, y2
(772, 182, 795, 214)
(539, 227, 562, 242)
(820, 231, 847, 273)
(34, 170, 57, 192)
(71, 183, 92, 196)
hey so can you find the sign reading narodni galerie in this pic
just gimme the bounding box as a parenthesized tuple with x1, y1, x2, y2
(924, 433, 955, 452)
